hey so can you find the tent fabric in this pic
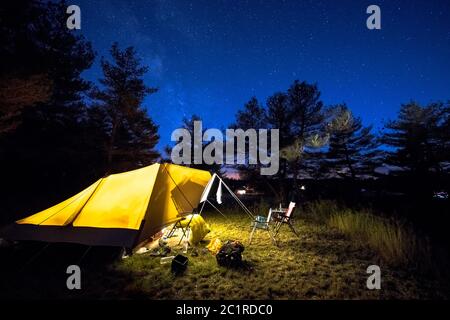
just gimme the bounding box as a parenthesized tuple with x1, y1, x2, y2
(17, 179, 103, 226)
(136, 164, 212, 245)
(1, 163, 212, 248)
(0, 224, 139, 247)
(73, 164, 160, 229)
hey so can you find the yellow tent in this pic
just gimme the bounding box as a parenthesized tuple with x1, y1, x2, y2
(1, 163, 212, 248)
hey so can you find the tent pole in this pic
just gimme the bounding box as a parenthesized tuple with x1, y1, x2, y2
(206, 200, 227, 218)
(38, 178, 104, 226)
(162, 163, 195, 211)
(198, 201, 206, 216)
(217, 176, 255, 219)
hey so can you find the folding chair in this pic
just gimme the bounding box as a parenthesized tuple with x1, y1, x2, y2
(167, 214, 193, 245)
(249, 208, 276, 245)
(166, 195, 196, 245)
(272, 202, 300, 238)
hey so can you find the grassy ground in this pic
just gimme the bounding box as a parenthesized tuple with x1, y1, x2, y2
(1, 209, 448, 299)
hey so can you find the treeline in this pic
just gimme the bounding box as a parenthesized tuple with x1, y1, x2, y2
(0, 1, 160, 223)
(230, 81, 450, 202)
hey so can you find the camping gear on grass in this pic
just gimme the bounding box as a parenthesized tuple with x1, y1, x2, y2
(160, 256, 175, 264)
(190, 248, 199, 257)
(171, 254, 188, 274)
(149, 244, 171, 256)
(166, 215, 190, 245)
(167, 214, 210, 246)
(184, 214, 210, 245)
(216, 240, 245, 268)
(207, 238, 223, 255)
(271, 202, 300, 238)
(0, 163, 211, 248)
(249, 209, 276, 245)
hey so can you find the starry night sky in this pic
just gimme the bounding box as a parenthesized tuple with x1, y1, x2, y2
(77, 0, 450, 150)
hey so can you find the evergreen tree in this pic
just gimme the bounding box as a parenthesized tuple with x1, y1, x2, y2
(266, 93, 291, 180)
(231, 98, 270, 192)
(286, 80, 326, 178)
(382, 102, 448, 175)
(166, 114, 222, 173)
(235, 97, 267, 130)
(381, 101, 450, 199)
(0, 0, 97, 223)
(325, 104, 380, 179)
(233, 97, 266, 172)
(90, 43, 160, 173)
(0, 74, 52, 133)
(232, 81, 327, 202)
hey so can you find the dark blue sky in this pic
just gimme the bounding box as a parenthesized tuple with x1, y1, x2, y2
(77, 0, 450, 150)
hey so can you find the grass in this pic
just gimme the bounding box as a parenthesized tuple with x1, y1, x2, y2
(1, 204, 448, 299)
(304, 201, 433, 270)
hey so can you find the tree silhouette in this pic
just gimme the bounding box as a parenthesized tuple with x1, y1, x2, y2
(382, 102, 448, 174)
(0, 0, 96, 223)
(235, 97, 267, 129)
(90, 43, 160, 173)
(166, 114, 222, 173)
(382, 101, 450, 197)
(0, 74, 52, 133)
(232, 80, 327, 202)
(287, 80, 326, 179)
(325, 104, 380, 179)
(266, 92, 291, 180)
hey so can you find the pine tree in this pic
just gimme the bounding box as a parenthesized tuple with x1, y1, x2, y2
(0, 74, 52, 133)
(0, 0, 96, 223)
(232, 81, 327, 202)
(286, 80, 326, 179)
(382, 101, 448, 175)
(325, 104, 380, 179)
(166, 114, 222, 173)
(235, 97, 267, 130)
(266, 93, 291, 181)
(91, 43, 160, 173)
(233, 97, 266, 175)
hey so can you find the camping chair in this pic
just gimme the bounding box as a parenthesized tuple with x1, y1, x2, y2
(249, 208, 276, 245)
(167, 214, 193, 245)
(271, 202, 300, 238)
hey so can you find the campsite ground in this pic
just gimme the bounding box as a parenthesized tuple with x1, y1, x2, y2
(1, 210, 448, 299)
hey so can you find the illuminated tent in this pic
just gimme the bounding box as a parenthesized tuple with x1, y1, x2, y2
(0, 163, 211, 248)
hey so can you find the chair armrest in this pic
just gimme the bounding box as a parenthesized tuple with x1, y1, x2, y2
(273, 213, 292, 221)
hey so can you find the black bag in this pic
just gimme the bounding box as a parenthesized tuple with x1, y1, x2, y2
(171, 254, 188, 274)
(216, 240, 245, 268)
